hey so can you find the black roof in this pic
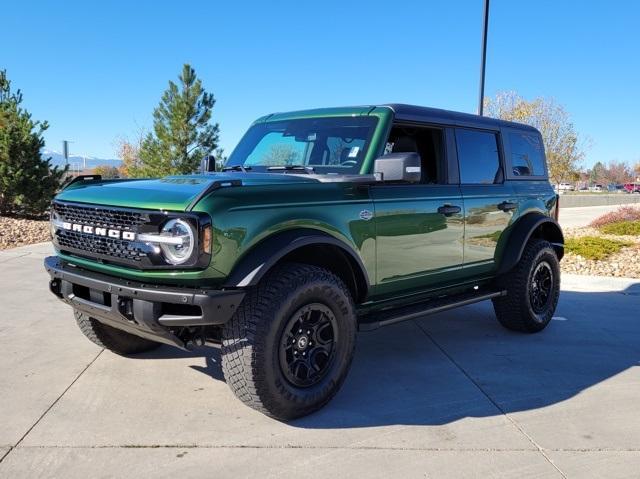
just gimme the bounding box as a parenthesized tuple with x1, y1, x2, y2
(382, 103, 539, 133)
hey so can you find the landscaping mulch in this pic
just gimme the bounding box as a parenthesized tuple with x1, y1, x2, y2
(0, 215, 50, 250)
(561, 226, 640, 278)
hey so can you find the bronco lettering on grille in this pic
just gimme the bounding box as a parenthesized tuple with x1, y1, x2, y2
(62, 222, 136, 240)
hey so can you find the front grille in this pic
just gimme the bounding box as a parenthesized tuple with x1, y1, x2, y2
(53, 202, 148, 231)
(51, 200, 209, 270)
(52, 201, 156, 266)
(56, 230, 147, 262)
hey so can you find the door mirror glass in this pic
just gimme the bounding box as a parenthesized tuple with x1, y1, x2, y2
(374, 152, 421, 183)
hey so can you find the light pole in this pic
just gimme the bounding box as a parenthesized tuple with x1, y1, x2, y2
(477, 0, 490, 116)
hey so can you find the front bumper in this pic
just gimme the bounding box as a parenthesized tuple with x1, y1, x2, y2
(45, 256, 245, 349)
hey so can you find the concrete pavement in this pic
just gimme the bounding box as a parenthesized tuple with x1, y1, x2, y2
(0, 242, 639, 478)
(558, 204, 634, 229)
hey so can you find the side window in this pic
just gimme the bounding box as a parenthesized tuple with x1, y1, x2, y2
(455, 129, 501, 184)
(385, 125, 446, 184)
(509, 131, 545, 176)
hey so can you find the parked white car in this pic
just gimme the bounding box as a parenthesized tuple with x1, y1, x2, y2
(556, 182, 575, 191)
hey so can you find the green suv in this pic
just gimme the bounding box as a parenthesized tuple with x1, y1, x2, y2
(45, 104, 563, 420)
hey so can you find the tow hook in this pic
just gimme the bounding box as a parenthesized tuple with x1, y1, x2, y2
(181, 327, 206, 349)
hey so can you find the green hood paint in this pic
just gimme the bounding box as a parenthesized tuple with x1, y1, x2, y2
(56, 173, 321, 211)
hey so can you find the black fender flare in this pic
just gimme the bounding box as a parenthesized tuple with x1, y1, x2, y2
(223, 229, 370, 299)
(496, 213, 564, 275)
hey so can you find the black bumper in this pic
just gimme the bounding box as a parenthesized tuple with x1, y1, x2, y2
(45, 256, 245, 349)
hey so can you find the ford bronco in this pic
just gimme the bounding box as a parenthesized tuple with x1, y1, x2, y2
(45, 104, 563, 420)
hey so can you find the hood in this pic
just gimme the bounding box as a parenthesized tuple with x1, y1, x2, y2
(55, 173, 321, 211)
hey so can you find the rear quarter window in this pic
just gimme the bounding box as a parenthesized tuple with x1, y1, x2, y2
(508, 131, 546, 177)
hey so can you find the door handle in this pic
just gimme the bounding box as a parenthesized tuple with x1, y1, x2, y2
(498, 201, 517, 212)
(437, 205, 461, 216)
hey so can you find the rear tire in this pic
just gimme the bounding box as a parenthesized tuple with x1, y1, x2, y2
(493, 239, 560, 333)
(74, 310, 161, 355)
(221, 262, 357, 420)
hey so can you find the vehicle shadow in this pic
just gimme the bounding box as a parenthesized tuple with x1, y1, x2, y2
(136, 344, 225, 381)
(139, 284, 640, 428)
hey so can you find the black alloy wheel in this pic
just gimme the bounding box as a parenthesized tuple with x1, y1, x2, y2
(529, 260, 554, 315)
(279, 303, 338, 388)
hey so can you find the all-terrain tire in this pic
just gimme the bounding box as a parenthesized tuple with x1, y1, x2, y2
(221, 262, 357, 420)
(74, 310, 161, 355)
(492, 239, 560, 333)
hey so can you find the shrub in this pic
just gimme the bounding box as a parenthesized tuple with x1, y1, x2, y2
(565, 236, 632, 260)
(590, 206, 640, 228)
(599, 221, 640, 236)
(93, 165, 121, 179)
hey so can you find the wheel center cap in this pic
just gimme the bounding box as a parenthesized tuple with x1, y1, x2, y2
(297, 335, 309, 349)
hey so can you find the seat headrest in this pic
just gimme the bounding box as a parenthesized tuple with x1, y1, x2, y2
(392, 136, 418, 153)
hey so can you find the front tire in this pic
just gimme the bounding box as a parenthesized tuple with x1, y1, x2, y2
(221, 262, 357, 420)
(74, 310, 161, 355)
(493, 239, 560, 333)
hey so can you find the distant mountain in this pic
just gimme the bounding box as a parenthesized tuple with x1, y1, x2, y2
(42, 149, 122, 170)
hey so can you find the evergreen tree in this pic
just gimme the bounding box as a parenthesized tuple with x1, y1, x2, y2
(137, 64, 220, 177)
(0, 70, 66, 215)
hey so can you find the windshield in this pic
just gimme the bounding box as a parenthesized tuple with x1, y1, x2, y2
(226, 116, 378, 174)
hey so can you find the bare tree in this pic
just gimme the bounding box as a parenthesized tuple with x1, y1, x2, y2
(114, 129, 146, 178)
(606, 161, 633, 185)
(262, 144, 300, 166)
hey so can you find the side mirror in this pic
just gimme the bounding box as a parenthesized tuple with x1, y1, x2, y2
(201, 155, 217, 174)
(373, 152, 421, 183)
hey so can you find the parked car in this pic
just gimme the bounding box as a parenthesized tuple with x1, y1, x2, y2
(557, 182, 575, 191)
(623, 183, 640, 194)
(45, 104, 563, 420)
(589, 184, 604, 192)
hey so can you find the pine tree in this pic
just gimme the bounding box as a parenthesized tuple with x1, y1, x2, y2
(137, 64, 220, 177)
(0, 70, 66, 216)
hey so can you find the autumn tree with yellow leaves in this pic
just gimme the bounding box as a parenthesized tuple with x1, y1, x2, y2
(484, 91, 586, 185)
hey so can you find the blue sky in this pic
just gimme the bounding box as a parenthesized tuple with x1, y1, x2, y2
(3, 0, 639, 168)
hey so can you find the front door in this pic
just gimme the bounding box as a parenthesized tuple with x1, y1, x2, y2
(371, 183, 464, 297)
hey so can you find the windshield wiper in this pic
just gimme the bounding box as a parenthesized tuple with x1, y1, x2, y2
(222, 165, 252, 173)
(266, 165, 315, 174)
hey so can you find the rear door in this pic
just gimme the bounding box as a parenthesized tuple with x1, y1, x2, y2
(455, 128, 516, 275)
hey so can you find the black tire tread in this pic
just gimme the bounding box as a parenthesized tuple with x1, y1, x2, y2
(221, 262, 356, 420)
(493, 239, 560, 333)
(74, 310, 161, 355)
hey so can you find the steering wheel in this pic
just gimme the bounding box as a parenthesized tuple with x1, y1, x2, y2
(340, 159, 358, 167)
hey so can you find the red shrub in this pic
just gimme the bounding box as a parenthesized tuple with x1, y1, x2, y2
(590, 205, 640, 228)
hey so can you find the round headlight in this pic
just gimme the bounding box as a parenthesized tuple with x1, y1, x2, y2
(159, 219, 195, 265)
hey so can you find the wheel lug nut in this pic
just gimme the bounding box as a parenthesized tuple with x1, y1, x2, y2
(302, 352, 306, 356)
(298, 329, 302, 333)
(307, 330, 311, 334)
